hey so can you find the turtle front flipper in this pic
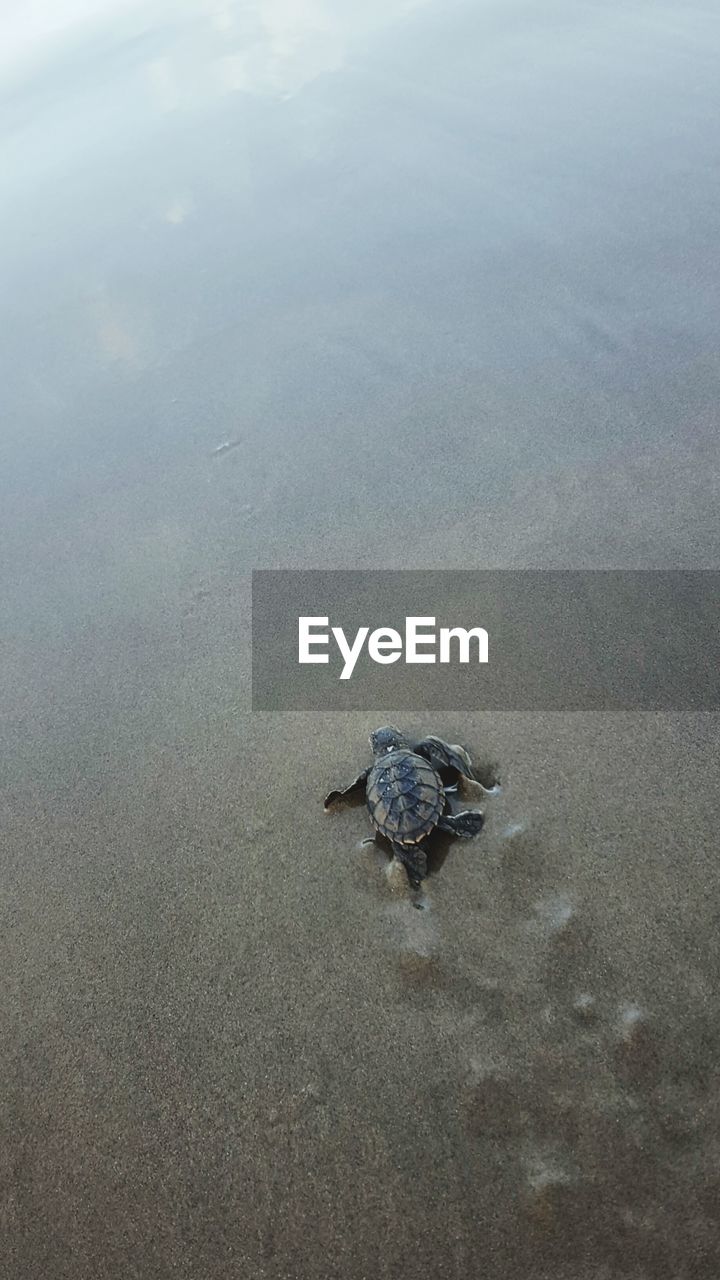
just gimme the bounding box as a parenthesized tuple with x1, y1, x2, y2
(437, 810, 484, 838)
(324, 767, 370, 810)
(413, 735, 498, 794)
(391, 841, 428, 887)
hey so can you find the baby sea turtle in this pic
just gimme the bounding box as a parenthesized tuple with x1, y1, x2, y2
(324, 726, 496, 886)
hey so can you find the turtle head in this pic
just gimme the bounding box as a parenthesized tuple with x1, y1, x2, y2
(369, 725, 408, 757)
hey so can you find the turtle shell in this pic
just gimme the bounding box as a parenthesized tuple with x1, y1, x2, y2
(366, 749, 444, 845)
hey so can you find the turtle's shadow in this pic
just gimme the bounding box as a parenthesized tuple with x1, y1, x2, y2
(426, 828, 455, 877)
(361, 827, 455, 879)
(465, 758, 502, 791)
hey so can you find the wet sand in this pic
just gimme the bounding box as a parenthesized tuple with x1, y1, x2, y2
(1, 2, 720, 1277)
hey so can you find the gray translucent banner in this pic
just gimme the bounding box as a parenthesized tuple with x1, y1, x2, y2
(251, 571, 719, 711)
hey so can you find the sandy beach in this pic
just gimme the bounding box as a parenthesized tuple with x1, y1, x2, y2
(1, 2, 719, 1276)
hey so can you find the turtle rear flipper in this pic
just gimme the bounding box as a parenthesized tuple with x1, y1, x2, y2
(392, 841, 428, 886)
(438, 810, 484, 838)
(324, 767, 370, 810)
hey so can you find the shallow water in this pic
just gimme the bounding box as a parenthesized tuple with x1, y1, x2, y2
(1, 2, 719, 1276)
